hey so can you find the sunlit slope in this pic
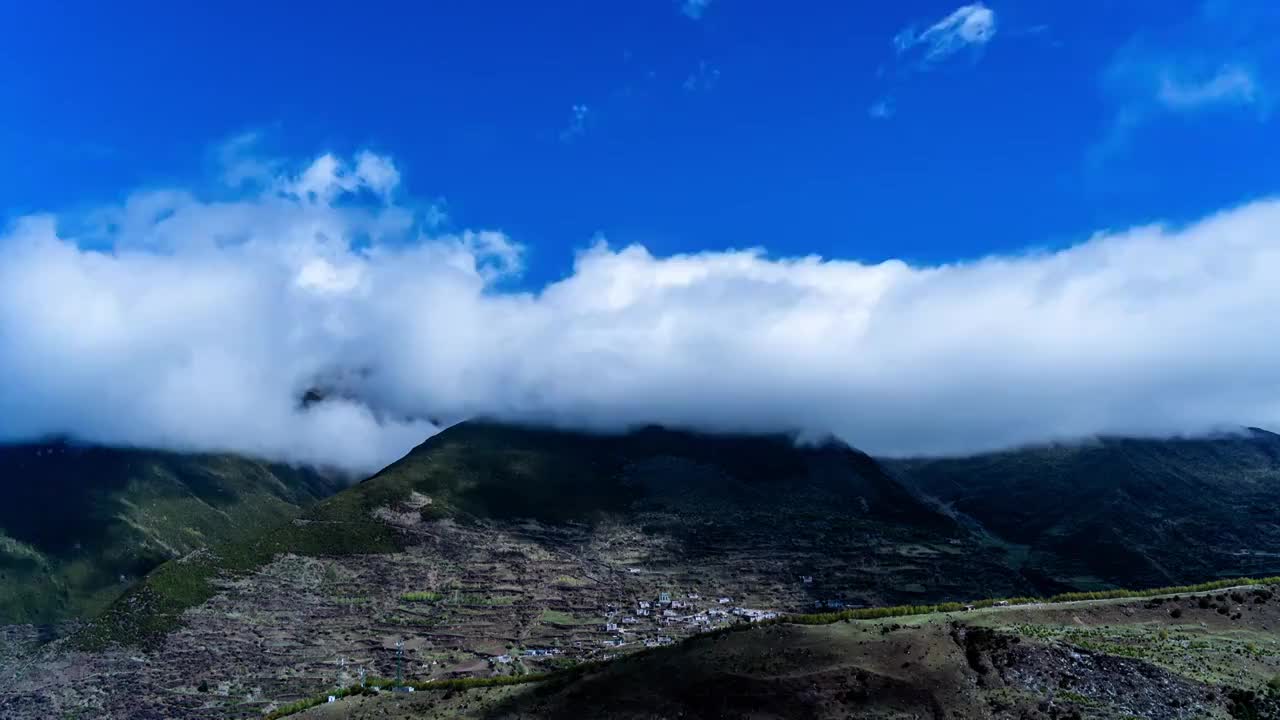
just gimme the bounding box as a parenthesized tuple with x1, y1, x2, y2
(0, 442, 342, 623)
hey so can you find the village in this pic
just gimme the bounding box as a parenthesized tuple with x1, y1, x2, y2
(0, 471, 1026, 719)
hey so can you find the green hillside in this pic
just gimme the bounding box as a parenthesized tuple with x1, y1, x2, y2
(0, 442, 344, 624)
(890, 428, 1280, 591)
(77, 420, 989, 650)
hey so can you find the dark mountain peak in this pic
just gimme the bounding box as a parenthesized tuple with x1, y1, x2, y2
(356, 418, 946, 529)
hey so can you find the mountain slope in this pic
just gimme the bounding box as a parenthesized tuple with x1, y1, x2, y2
(12, 422, 1280, 718)
(45, 421, 1037, 717)
(889, 428, 1280, 590)
(0, 442, 344, 624)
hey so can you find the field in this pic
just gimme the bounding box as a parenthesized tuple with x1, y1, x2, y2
(283, 584, 1280, 720)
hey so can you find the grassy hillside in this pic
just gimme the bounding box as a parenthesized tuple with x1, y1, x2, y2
(889, 428, 1280, 590)
(0, 441, 344, 624)
(75, 420, 978, 650)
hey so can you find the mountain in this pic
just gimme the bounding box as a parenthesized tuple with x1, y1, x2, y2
(888, 428, 1280, 591)
(7, 421, 1280, 719)
(0, 441, 344, 624)
(75, 420, 1029, 649)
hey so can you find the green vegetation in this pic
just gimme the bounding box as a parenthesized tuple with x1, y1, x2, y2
(0, 442, 343, 624)
(786, 576, 1280, 626)
(891, 428, 1280, 591)
(400, 591, 443, 603)
(74, 491, 399, 650)
(539, 609, 587, 625)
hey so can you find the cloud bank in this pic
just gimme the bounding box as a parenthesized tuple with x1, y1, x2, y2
(2, 145, 1279, 472)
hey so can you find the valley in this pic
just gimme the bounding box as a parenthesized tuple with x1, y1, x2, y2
(2, 422, 1280, 718)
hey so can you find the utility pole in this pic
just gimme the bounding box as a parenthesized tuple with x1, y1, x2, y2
(395, 639, 404, 688)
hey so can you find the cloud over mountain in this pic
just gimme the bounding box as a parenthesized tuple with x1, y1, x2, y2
(2, 145, 1279, 472)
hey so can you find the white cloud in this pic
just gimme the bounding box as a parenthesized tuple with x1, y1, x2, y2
(681, 0, 710, 21)
(282, 150, 400, 202)
(896, 3, 996, 64)
(3, 146, 1280, 473)
(1095, 4, 1276, 159)
(1157, 64, 1259, 110)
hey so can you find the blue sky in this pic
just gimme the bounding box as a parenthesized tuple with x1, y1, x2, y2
(3, 1, 1280, 469)
(3, 0, 1277, 288)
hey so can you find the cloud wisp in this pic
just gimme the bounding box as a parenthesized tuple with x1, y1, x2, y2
(894, 3, 996, 66)
(1095, 3, 1278, 159)
(3, 144, 1280, 472)
(681, 0, 710, 21)
(1156, 64, 1259, 110)
(873, 3, 997, 118)
(559, 104, 592, 143)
